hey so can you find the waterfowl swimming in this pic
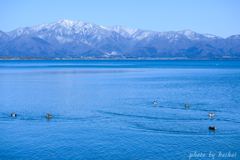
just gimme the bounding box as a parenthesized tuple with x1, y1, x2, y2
(46, 113, 52, 119)
(209, 112, 214, 117)
(154, 101, 157, 105)
(11, 113, 17, 117)
(209, 126, 216, 130)
(185, 104, 189, 108)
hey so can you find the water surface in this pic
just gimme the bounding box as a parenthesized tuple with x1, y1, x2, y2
(0, 60, 239, 159)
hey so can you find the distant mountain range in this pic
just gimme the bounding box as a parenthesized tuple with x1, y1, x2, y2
(0, 19, 240, 58)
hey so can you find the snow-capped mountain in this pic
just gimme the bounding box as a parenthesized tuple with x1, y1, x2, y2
(0, 19, 239, 58)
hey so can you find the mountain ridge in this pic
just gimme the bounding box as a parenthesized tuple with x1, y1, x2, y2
(0, 19, 239, 58)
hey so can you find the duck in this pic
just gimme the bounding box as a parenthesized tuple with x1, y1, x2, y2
(11, 113, 17, 117)
(209, 126, 216, 130)
(209, 112, 214, 117)
(46, 113, 52, 119)
(153, 101, 157, 105)
(185, 104, 189, 108)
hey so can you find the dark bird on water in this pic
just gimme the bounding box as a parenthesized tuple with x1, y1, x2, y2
(209, 126, 216, 130)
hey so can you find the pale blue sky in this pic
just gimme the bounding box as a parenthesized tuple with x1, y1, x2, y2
(0, 0, 239, 38)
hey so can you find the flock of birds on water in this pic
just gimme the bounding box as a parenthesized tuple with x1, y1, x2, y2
(10, 101, 217, 131)
(154, 101, 217, 130)
(11, 113, 52, 119)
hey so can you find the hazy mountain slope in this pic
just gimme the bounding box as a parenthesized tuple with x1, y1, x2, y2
(0, 35, 66, 57)
(0, 30, 10, 45)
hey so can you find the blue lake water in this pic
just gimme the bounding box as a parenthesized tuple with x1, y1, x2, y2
(0, 60, 239, 159)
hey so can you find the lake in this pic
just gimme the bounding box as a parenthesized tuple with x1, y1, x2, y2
(0, 60, 239, 159)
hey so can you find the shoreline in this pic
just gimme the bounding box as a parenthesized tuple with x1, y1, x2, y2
(1, 57, 240, 60)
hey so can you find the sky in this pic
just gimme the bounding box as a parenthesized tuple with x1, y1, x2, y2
(0, 0, 239, 38)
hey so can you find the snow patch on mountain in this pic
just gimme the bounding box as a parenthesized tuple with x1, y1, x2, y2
(55, 36, 73, 44)
(203, 34, 216, 38)
(55, 19, 78, 30)
(100, 25, 107, 29)
(107, 26, 138, 38)
(177, 30, 200, 40)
